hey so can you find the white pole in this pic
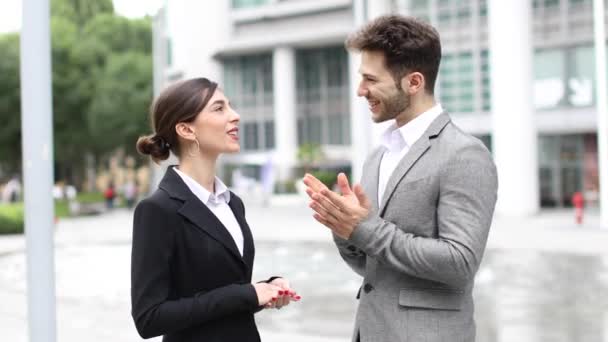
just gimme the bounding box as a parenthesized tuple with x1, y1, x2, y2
(20, 0, 57, 341)
(593, 0, 608, 230)
(348, 0, 371, 184)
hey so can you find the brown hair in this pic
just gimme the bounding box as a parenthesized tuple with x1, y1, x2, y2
(136, 78, 218, 163)
(345, 15, 441, 93)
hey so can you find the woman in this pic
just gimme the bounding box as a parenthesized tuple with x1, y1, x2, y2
(131, 77, 298, 342)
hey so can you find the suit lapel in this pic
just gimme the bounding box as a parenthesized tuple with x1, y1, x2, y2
(177, 199, 245, 266)
(378, 113, 451, 215)
(228, 196, 255, 275)
(159, 167, 248, 270)
(363, 147, 385, 212)
(379, 138, 430, 214)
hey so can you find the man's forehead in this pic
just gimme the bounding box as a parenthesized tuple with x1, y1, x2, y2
(359, 51, 389, 75)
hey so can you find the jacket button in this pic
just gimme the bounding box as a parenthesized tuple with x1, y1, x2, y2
(363, 283, 373, 293)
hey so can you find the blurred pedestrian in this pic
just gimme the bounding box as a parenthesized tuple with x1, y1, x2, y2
(1, 176, 21, 203)
(104, 182, 116, 209)
(66, 184, 79, 215)
(123, 180, 138, 209)
(572, 191, 584, 224)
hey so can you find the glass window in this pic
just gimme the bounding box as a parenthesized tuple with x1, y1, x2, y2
(296, 47, 350, 145)
(232, 0, 270, 9)
(243, 122, 259, 150)
(223, 54, 274, 151)
(411, 0, 429, 10)
(439, 51, 475, 113)
(568, 46, 594, 107)
(534, 49, 566, 109)
(264, 120, 275, 149)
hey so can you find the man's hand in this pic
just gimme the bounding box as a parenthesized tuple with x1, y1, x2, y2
(303, 173, 371, 239)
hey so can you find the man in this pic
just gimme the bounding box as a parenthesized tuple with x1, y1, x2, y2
(304, 15, 498, 342)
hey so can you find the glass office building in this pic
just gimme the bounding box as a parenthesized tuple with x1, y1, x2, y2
(154, 0, 602, 208)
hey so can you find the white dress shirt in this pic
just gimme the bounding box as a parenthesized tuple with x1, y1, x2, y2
(378, 104, 444, 204)
(173, 167, 244, 256)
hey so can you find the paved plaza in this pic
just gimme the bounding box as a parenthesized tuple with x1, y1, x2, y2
(1, 194, 607, 342)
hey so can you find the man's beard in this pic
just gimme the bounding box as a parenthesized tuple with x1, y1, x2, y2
(373, 88, 409, 123)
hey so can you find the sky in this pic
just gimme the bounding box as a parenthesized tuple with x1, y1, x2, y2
(0, 0, 163, 33)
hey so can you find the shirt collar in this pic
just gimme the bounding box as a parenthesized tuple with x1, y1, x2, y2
(381, 103, 444, 152)
(173, 167, 231, 205)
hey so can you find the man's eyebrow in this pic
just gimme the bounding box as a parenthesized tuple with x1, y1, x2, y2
(361, 73, 377, 79)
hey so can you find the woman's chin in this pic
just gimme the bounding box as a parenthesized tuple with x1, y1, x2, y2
(226, 145, 240, 153)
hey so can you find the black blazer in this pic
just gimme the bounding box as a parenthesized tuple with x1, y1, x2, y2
(131, 167, 262, 342)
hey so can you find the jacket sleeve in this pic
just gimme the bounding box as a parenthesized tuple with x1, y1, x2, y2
(347, 145, 498, 288)
(130, 198, 259, 339)
(332, 233, 367, 277)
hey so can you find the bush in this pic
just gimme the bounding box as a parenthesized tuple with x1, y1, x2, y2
(0, 203, 24, 235)
(311, 170, 337, 189)
(0, 193, 105, 234)
(76, 192, 104, 204)
(275, 179, 297, 194)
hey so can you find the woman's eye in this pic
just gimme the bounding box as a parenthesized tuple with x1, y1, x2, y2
(214, 106, 224, 112)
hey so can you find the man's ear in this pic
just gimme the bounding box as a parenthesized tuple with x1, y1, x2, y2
(175, 122, 196, 141)
(401, 72, 425, 95)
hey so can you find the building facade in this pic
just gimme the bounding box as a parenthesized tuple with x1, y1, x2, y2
(153, 0, 603, 212)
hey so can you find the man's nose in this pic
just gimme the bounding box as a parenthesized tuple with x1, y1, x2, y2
(357, 83, 368, 97)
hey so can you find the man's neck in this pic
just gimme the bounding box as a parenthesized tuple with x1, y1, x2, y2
(395, 96, 437, 127)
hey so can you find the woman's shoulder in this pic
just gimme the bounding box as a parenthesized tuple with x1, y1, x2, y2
(135, 188, 179, 213)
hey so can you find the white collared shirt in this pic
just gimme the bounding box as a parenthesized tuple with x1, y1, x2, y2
(378, 104, 444, 204)
(173, 167, 244, 256)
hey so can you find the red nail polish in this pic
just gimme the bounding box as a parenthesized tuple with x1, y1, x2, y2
(278, 290, 284, 295)
(272, 297, 277, 301)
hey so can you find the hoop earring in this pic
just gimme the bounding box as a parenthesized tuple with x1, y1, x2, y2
(188, 139, 201, 158)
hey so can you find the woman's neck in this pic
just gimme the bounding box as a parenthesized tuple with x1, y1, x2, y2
(178, 154, 218, 193)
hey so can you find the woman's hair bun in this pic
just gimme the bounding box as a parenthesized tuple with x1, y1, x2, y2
(136, 134, 171, 163)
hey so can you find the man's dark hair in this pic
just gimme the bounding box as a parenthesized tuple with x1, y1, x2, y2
(345, 15, 441, 93)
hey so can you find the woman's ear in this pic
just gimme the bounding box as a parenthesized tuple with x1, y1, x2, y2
(175, 122, 196, 141)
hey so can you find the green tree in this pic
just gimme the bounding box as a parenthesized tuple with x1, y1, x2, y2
(0, 0, 153, 183)
(0, 34, 21, 175)
(88, 51, 153, 157)
(297, 143, 325, 173)
(51, 0, 114, 28)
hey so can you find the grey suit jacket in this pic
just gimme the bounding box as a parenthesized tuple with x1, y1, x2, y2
(334, 113, 498, 342)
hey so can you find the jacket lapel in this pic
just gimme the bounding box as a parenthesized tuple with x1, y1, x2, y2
(228, 196, 255, 275)
(363, 147, 385, 212)
(159, 167, 247, 269)
(378, 113, 451, 215)
(178, 199, 245, 265)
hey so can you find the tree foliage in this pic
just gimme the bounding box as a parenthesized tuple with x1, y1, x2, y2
(0, 0, 153, 182)
(0, 34, 21, 174)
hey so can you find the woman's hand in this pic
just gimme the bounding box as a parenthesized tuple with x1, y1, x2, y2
(266, 278, 301, 309)
(253, 282, 283, 307)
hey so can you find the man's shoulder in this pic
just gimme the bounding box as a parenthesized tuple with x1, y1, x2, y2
(437, 120, 491, 156)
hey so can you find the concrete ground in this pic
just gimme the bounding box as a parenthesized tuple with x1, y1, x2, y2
(1, 194, 607, 342)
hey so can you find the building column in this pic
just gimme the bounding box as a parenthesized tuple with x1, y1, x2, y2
(488, 0, 539, 216)
(273, 46, 297, 183)
(349, 53, 372, 184)
(592, 0, 608, 229)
